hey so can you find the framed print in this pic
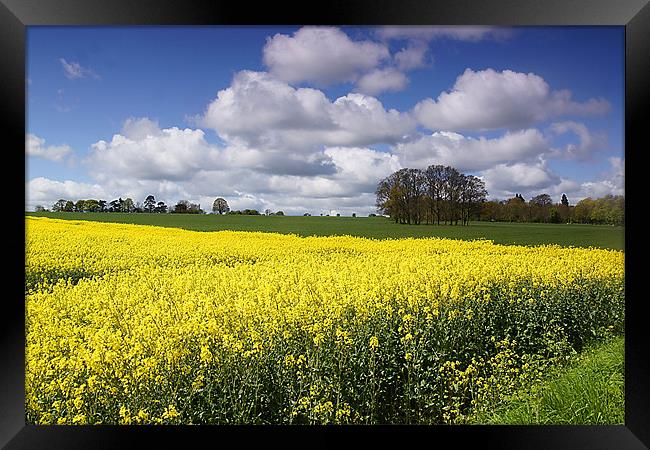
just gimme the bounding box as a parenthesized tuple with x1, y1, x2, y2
(3, 0, 649, 448)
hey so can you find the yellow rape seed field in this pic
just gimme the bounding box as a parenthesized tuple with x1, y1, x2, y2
(25, 217, 625, 425)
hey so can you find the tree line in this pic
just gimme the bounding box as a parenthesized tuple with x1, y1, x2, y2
(479, 193, 624, 226)
(375, 165, 488, 225)
(376, 165, 624, 226)
(41, 196, 233, 215)
(38, 194, 301, 217)
(45, 196, 172, 213)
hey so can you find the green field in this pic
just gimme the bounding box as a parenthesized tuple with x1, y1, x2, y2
(26, 212, 625, 250)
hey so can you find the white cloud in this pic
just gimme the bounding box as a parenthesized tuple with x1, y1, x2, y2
(28, 33, 620, 215)
(480, 159, 561, 198)
(121, 117, 164, 140)
(218, 144, 336, 176)
(377, 26, 513, 42)
(394, 129, 549, 172)
(263, 26, 390, 85)
(414, 68, 610, 132)
(88, 120, 220, 181)
(26, 177, 108, 210)
(548, 121, 607, 160)
(355, 68, 409, 96)
(329, 94, 415, 145)
(608, 156, 624, 178)
(59, 58, 99, 80)
(26, 134, 73, 162)
(578, 179, 624, 200)
(479, 155, 624, 203)
(325, 146, 402, 188)
(577, 156, 624, 199)
(57, 111, 404, 215)
(394, 42, 429, 71)
(200, 71, 415, 150)
(28, 141, 404, 215)
(26, 175, 199, 212)
(200, 71, 331, 147)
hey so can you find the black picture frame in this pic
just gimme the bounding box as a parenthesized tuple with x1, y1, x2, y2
(3, 0, 649, 448)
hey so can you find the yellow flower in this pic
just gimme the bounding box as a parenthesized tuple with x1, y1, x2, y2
(24, 217, 624, 425)
(313, 333, 325, 346)
(162, 404, 180, 420)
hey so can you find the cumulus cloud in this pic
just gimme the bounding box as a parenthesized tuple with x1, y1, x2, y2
(577, 156, 624, 199)
(26, 134, 73, 162)
(200, 71, 331, 146)
(547, 121, 607, 160)
(89, 120, 220, 181)
(355, 68, 409, 96)
(263, 26, 390, 86)
(26, 175, 200, 212)
(26, 177, 108, 210)
(29, 30, 620, 215)
(478, 155, 624, 203)
(480, 159, 561, 198)
(121, 117, 164, 140)
(394, 129, 549, 172)
(394, 41, 429, 71)
(325, 146, 402, 188)
(59, 58, 99, 80)
(29, 142, 404, 215)
(47, 111, 404, 215)
(328, 94, 415, 145)
(414, 69, 610, 132)
(200, 71, 415, 150)
(218, 144, 337, 176)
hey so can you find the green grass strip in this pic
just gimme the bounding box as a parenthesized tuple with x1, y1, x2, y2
(472, 335, 624, 425)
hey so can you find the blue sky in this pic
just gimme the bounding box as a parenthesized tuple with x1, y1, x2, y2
(26, 26, 624, 215)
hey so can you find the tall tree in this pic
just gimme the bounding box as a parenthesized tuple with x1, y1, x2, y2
(144, 195, 156, 213)
(445, 167, 463, 225)
(212, 198, 230, 215)
(460, 175, 487, 225)
(561, 194, 569, 207)
(377, 165, 489, 226)
(155, 201, 168, 214)
(173, 200, 190, 214)
(375, 172, 402, 223)
(504, 195, 526, 222)
(402, 168, 425, 225)
(530, 193, 553, 207)
(424, 165, 445, 225)
(74, 200, 86, 212)
(122, 198, 135, 213)
(573, 197, 595, 223)
(108, 199, 121, 213)
(85, 199, 100, 212)
(559, 194, 570, 223)
(52, 199, 67, 212)
(530, 193, 553, 222)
